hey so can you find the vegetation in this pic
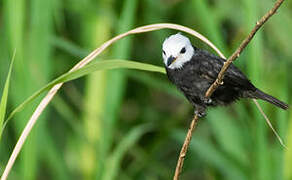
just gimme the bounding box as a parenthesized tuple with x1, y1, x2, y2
(0, 0, 291, 179)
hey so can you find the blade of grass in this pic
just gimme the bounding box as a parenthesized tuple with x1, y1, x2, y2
(208, 108, 248, 166)
(102, 124, 152, 180)
(2, 60, 165, 129)
(51, 36, 89, 58)
(51, 95, 92, 143)
(126, 71, 182, 99)
(24, 0, 54, 178)
(275, 61, 289, 180)
(100, 0, 138, 178)
(0, 50, 16, 140)
(80, 4, 113, 178)
(3, 0, 34, 179)
(191, 0, 228, 54)
(40, 129, 70, 180)
(243, 0, 269, 179)
(172, 130, 248, 180)
(284, 110, 292, 180)
(125, 145, 170, 179)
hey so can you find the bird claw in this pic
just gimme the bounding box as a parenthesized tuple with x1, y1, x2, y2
(203, 98, 212, 104)
(194, 109, 206, 118)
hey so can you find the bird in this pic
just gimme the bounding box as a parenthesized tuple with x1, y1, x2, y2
(162, 33, 288, 117)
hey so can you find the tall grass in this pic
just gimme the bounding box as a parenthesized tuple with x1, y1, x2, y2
(0, 0, 291, 180)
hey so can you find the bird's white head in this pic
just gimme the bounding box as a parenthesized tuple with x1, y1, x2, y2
(162, 33, 194, 69)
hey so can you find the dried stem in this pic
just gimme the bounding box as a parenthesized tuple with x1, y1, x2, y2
(173, 0, 285, 179)
(253, 99, 287, 149)
(173, 115, 199, 179)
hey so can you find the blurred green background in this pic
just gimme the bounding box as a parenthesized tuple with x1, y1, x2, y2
(0, 0, 292, 179)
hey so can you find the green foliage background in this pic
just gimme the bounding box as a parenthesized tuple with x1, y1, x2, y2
(0, 0, 291, 179)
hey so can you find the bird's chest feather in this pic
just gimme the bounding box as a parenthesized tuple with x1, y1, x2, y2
(166, 62, 210, 95)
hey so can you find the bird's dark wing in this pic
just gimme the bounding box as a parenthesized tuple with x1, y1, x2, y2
(192, 49, 256, 91)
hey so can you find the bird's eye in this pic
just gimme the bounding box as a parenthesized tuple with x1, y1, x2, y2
(180, 47, 186, 54)
(162, 50, 166, 55)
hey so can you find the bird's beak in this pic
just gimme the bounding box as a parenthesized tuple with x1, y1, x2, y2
(167, 56, 177, 66)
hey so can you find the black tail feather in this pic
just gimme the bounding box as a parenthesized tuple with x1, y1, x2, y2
(254, 89, 289, 110)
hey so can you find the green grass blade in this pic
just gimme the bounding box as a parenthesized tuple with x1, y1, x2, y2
(40, 129, 70, 180)
(243, 0, 269, 179)
(173, 130, 248, 180)
(51, 36, 89, 58)
(3, 60, 165, 128)
(208, 108, 248, 166)
(0, 50, 15, 140)
(100, 0, 138, 178)
(102, 124, 152, 180)
(191, 0, 227, 54)
(126, 71, 182, 99)
(284, 111, 292, 180)
(60, 60, 165, 83)
(25, 0, 54, 178)
(79, 7, 113, 179)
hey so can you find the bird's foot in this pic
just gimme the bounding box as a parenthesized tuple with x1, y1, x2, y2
(203, 97, 212, 105)
(194, 106, 206, 118)
(194, 110, 206, 117)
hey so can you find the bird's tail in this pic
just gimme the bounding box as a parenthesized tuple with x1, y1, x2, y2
(253, 89, 288, 110)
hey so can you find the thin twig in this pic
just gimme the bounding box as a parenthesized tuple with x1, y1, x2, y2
(1, 23, 221, 180)
(173, 115, 199, 179)
(173, 0, 285, 179)
(253, 99, 287, 149)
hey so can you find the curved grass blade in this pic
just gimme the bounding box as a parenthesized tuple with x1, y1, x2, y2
(102, 124, 152, 180)
(3, 60, 165, 128)
(0, 50, 16, 140)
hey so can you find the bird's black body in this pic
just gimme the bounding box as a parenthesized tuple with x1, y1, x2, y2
(165, 46, 288, 116)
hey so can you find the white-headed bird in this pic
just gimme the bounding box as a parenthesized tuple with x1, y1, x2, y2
(162, 33, 288, 117)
